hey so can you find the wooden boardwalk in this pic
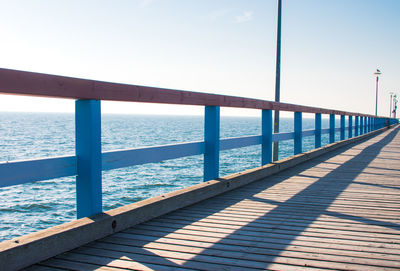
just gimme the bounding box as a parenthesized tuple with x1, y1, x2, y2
(27, 126, 400, 270)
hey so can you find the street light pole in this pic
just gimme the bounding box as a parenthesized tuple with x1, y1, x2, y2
(389, 92, 394, 118)
(374, 69, 381, 116)
(273, 0, 282, 161)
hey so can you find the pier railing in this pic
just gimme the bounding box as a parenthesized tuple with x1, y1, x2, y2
(0, 68, 396, 218)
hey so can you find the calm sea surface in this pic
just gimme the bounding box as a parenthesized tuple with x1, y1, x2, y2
(0, 112, 334, 241)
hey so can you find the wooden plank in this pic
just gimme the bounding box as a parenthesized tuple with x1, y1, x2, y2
(35, 259, 123, 271)
(122, 227, 400, 251)
(76, 242, 400, 271)
(130, 223, 400, 248)
(183, 204, 400, 221)
(0, 68, 380, 117)
(88, 236, 400, 268)
(142, 219, 400, 241)
(102, 234, 400, 261)
(201, 195, 400, 210)
(23, 265, 66, 271)
(56, 252, 197, 271)
(161, 212, 400, 235)
(173, 208, 400, 228)
(181, 205, 400, 225)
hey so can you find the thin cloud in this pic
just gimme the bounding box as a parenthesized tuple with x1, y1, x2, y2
(236, 11, 253, 23)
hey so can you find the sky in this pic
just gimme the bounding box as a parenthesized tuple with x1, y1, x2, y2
(0, 0, 399, 117)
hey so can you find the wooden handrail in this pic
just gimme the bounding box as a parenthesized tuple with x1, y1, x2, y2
(0, 68, 382, 118)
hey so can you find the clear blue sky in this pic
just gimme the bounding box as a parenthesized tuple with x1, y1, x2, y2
(0, 0, 399, 116)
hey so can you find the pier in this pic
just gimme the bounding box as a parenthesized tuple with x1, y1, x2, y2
(0, 68, 398, 270)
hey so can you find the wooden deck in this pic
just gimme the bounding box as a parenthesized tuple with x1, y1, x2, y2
(27, 126, 400, 270)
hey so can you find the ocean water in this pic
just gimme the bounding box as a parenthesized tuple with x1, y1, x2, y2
(0, 112, 334, 241)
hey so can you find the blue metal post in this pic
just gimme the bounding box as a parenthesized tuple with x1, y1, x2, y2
(315, 113, 322, 148)
(349, 116, 353, 138)
(371, 117, 373, 131)
(294, 112, 302, 155)
(329, 114, 335, 143)
(262, 110, 273, 165)
(75, 100, 102, 219)
(204, 106, 220, 181)
(361, 117, 363, 134)
(365, 117, 367, 132)
(340, 115, 345, 140)
(369, 117, 372, 132)
(355, 116, 359, 137)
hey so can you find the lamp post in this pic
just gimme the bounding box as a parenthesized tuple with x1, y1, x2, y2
(394, 94, 398, 119)
(374, 69, 381, 116)
(389, 92, 394, 118)
(273, 0, 282, 161)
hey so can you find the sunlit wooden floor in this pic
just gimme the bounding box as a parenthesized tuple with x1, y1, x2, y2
(28, 126, 400, 270)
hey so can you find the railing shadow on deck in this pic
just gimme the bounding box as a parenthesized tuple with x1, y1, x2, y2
(56, 126, 400, 270)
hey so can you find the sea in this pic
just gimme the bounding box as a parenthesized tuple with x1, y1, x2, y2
(0, 112, 335, 242)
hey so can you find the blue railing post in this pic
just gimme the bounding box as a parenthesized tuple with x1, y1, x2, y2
(364, 117, 368, 133)
(360, 117, 365, 135)
(329, 114, 335, 143)
(340, 115, 345, 140)
(355, 116, 359, 137)
(75, 99, 102, 219)
(204, 106, 220, 181)
(315, 113, 322, 148)
(262, 109, 273, 165)
(349, 116, 353, 138)
(371, 117, 374, 132)
(368, 117, 371, 132)
(294, 112, 302, 155)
